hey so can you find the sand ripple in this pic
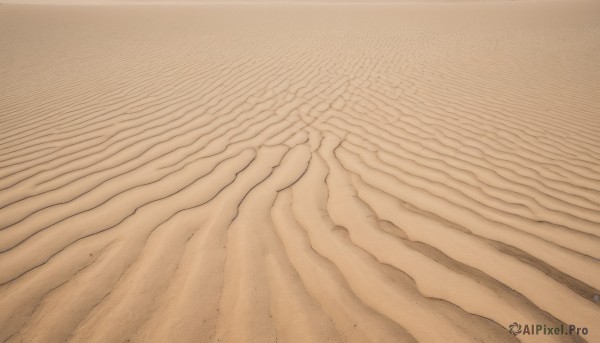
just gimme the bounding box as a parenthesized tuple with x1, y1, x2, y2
(1, 2, 600, 342)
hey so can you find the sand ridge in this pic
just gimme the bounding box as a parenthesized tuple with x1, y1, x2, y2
(1, 1, 600, 342)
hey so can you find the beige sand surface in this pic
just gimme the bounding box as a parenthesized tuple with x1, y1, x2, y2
(1, 1, 600, 342)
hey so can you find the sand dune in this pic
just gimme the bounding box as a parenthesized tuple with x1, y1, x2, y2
(1, 1, 600, 342)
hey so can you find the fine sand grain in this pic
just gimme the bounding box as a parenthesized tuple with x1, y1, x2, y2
(1, 1, 600, 342)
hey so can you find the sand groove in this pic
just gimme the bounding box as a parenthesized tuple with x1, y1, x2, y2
(1, 2, 600, 342)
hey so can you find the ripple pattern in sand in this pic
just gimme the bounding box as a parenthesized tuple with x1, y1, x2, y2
(1, 3, 600, 343)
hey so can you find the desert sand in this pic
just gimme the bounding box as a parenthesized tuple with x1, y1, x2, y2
(1, 1, 600, 342)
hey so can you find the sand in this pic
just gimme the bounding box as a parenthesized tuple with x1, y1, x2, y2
(1, 1, 600, 342)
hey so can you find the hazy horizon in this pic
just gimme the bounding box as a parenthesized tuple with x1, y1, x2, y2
(0, 0, 526, 4)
